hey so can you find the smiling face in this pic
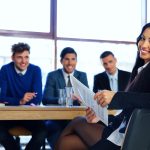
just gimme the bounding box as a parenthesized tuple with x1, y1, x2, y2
(11, 50, 30, 71)
(61, 53, 77, 74)
(138, 27, 150, 64)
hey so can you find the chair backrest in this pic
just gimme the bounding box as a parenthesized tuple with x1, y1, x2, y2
(9, 126, 31, 136)
(121, 109, 150, 150)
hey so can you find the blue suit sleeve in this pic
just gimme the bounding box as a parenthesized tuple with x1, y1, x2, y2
(42, 73, 59, 105)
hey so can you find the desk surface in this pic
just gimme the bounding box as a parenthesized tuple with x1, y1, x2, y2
(0, 106, 86, 120)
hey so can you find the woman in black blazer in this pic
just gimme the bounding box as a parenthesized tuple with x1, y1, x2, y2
(55, 22, 150, 150)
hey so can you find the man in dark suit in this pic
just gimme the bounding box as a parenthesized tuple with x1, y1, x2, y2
(93, 51, 131, 93)
(93, 51, 131, 117)
(42, 47, 89, 149)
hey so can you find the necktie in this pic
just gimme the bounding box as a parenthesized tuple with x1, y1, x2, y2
(18, 73, 23, 76)
(110, 77, 117, 92)
(67, 75, 72, 87)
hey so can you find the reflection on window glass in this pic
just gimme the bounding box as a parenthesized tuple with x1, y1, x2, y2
(0, 0, 50, 32)
(57, 0, 141, 41)
(57, 40, 137, 89)
(0, 36, 54, 88)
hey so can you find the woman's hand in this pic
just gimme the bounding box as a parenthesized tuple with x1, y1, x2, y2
(86, 107, 100, 123)
(94, 90, 116, 107)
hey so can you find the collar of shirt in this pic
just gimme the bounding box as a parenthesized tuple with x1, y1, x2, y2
(106, 69, 118, 81)
(14, 66, 27, 75)
(138, 61, 150, 74)
(62, 69, 74, 85)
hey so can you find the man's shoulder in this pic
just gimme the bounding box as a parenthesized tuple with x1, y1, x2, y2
(118, 69, 131, 75)
(1, 62, 13, 70)
(47, 69, 62, 77)
(74, 70, 88, 80)
(28, 64, 41, 70)
(27, 64, 42, 76)
(75, 70, 87, 75)
(94, 71, 106, 78)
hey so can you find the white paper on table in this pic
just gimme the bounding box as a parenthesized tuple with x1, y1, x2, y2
(70, 75, 108, 125)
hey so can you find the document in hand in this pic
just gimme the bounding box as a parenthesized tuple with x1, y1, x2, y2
(70, 75, 108, 125)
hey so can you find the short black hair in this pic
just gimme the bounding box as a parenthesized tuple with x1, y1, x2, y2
(11, 42, 30, 56)
(100, 51, 114, 59)
(60, 47, 77, 61)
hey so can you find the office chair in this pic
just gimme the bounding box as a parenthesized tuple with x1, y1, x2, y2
(9, 126, 46, 150)
(121, 108, 150, 150)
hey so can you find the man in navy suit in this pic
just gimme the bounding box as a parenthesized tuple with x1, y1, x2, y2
(42, 47, 89, 149)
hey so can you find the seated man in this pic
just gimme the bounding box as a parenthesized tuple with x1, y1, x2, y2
(0, 42, 47, 150)
(42, 47, 89, 149)
(42, 47, 89, 105)
(93, 51, 131, 120)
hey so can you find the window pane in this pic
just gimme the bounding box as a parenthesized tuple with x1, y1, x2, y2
(57, 0, 141, 41)
(57, 40, 137, 89)
(147, 0, 150, 22)
(0, 36, 55, 89)
(0, 0, 50, 32)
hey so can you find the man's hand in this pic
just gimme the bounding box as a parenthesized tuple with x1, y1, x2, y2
(20, 92, 37, 105)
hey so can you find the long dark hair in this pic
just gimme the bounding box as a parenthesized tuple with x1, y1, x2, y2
(129, 23, 150, 82)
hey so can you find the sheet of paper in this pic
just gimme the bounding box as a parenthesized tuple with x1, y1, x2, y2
(107, 120, 126, 146)
(107, 128, 125, 146)
(70, 75, 108, 125)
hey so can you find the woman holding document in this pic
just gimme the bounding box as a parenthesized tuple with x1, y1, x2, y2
(55, 23, 150, 150)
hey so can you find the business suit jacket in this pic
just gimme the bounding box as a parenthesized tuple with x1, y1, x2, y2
(93, 69, 131, 93)
(108, 63, 150, 133)
(42, 69, 89, 105)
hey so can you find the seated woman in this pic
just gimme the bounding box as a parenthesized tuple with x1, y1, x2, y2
(55, 22, 150, 150)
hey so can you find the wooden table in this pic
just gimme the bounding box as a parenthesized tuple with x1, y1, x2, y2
(0, 105, 86, 120)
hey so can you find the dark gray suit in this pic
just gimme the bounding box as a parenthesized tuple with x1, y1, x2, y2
(93, 69, 131, 93)
(42, 69, 89, 105)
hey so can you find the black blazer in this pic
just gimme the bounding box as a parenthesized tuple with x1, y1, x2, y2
(93, 69, 131, 93)
(109, 63, 150, 132)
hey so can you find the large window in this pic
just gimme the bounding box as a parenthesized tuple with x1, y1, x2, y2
(0, 0, 52, 39)
(57, 0, 141, 41)
(0, 0, 50, 32)
(147, 0, 150, 22)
